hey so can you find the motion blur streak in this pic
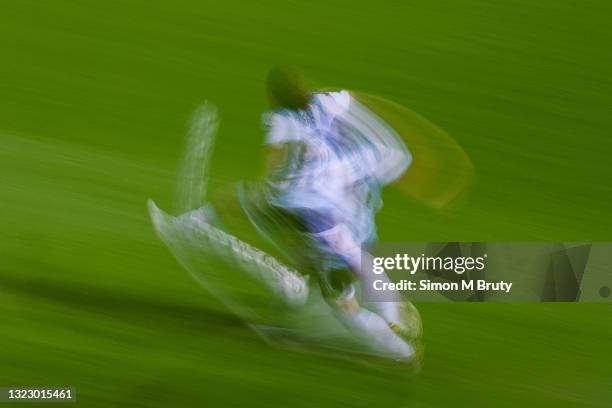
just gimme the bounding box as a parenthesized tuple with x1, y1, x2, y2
(1, 0, 611, 406)
(174, 102, 218, 214)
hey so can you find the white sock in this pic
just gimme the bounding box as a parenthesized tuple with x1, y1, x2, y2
(332, 305, 413, 360)
(368, 301, 401, 325)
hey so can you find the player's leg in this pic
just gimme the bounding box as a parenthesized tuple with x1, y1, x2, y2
(317, 270, 415, 361)
(311, 222, 422, 343)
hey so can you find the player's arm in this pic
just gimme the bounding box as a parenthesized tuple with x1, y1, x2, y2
(344, 92, 412, 186)
(260, 110, 299, 180)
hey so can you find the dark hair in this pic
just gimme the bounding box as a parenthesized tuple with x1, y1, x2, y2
(266, 66, 310, 111)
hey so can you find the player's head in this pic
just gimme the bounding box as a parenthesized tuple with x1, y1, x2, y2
(266, 66, 309, 111)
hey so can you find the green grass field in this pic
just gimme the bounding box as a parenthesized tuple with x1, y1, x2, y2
(1, 0, 611, 406)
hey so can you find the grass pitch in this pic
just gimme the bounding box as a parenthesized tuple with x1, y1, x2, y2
(1, 1, 611, 406)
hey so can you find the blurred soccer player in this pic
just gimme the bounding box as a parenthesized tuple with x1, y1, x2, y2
(243, 67, 420, 360)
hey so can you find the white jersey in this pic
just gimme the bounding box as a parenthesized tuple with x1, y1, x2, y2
(263, 90, 411, 244)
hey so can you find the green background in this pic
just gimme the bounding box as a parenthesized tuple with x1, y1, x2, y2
(1, 0, 611, 406)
